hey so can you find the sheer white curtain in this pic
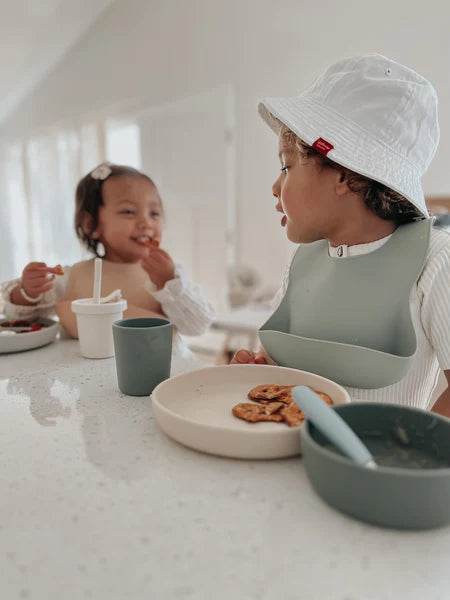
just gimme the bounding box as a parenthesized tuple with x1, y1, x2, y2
(0, 143, 29, 281)
(0, 117, 147, 292)
(0, 123, 104, 282)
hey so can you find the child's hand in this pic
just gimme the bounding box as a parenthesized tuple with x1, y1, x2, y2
(230, 349, 268, 365)
(21, 262, 62, 299)
(141, 246, 176, 290)
(230, 348, 277, 365)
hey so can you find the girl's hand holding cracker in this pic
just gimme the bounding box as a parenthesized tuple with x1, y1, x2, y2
(11, 262, 65, 305)
(22, 262, 64, 298)
(141, 244, 176, 290)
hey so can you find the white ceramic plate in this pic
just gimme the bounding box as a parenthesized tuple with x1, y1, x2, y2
(0, 318, 59, 353)
(152, 364, 351, 459)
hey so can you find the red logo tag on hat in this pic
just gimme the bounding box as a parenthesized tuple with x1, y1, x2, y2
(312, 138, 334, 156)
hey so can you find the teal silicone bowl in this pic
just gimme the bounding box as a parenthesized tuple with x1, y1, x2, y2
(301, 403, 450, 530)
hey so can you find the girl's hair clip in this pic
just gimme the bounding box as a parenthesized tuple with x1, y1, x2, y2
(90, 163, 112, 181)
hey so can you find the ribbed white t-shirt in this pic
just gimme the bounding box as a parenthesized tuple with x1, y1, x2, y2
(272, 226, 450, 409)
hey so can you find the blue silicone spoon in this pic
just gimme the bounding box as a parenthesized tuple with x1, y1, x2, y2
(292, 386, 377, 469)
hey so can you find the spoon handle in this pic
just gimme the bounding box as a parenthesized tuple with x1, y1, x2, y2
(293, 386, 376, 468)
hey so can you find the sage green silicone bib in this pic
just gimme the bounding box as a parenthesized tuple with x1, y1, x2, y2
(259, 219, 432, 388)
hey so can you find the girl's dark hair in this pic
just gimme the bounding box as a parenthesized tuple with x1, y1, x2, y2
(279, 125, 421, 225)
(74, 163, 158, 257)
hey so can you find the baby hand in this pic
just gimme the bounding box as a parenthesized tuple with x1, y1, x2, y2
(21, 262, 62, 299)
(230, 349, 268, 365)
(141, 246, 176, 290)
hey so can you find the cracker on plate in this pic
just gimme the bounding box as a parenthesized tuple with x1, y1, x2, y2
(232, 403, 284, 423)
(248, 384, 294, 402)
(233, 383, 333, 427)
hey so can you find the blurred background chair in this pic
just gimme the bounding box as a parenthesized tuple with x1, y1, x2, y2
(227, 264, 277, 309)
(426, 196, 450, 229)
(183, 265, 277, 363)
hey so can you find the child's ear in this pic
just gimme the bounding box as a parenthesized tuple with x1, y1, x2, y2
(335, 171, 350, 196)
(81, 212, 101, 238)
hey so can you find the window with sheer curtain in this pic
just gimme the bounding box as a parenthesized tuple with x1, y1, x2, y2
(0, 88, 235, 314)
(0, 121, 141, 283)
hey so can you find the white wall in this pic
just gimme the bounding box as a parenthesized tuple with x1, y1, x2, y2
(2, 0, 449, 290)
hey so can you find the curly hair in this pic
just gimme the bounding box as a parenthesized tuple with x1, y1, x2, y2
(74, 164, 159, 257)
(279, 125, 421, 225)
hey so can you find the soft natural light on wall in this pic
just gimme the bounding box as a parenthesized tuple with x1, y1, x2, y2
(105, 122, 142, 169)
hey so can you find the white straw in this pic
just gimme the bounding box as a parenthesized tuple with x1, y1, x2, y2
(93, 258, 102, 304)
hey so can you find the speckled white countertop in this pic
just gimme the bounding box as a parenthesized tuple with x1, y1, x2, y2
(1, 333, 449, 600)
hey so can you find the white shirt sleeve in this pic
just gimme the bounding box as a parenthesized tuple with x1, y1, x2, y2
(147, 266, 216, 336)
(418, 233, 450, 370)
(0, 267, 71, 320)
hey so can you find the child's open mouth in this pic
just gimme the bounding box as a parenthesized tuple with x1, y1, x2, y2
(133, 236, 159, 248)
(133, 236, 152, 245)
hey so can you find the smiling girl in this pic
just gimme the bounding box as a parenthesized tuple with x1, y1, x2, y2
(1, 163, 215, 358)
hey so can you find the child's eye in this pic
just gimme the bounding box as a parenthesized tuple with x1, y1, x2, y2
(151, 211, 161, 218)
(120, 209, 135, 215)
(281, 166, 290, 175)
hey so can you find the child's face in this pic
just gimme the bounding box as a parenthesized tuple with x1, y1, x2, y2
(272, 146, 340, 244)
(96, 176, 163, 262)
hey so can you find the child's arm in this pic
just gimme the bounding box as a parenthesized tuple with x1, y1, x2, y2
(55, 299, 79, 338)
(9, 262, 60, 305)
(1, 263, 68, 320)
(430, 370, 450, 418)
(141, 250, 215, 336)
(141, 245, 176, 291)
(418, 233, 450, 416)
(150, 268, 216, 335)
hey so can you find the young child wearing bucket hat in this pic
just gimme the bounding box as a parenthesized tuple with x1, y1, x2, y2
(231, 54, 450, 417)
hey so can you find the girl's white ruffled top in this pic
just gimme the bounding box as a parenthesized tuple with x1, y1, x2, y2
(1, 266, 216, 369)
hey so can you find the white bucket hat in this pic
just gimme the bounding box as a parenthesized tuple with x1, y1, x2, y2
(257, 53, 439, 217)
